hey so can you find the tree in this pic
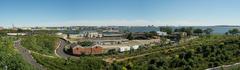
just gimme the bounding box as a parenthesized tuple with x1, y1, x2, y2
(228, 28, 239, 35)
(204, 28, 213, 35)
(78, 41, 94, 46)
(174, 27, 193, 36)
(149, 31, 158, 36)
(126, 32, 134, 40)
(17, 28, 24, 32)
(185, 27, 193, 36)
(67, 33, 70, 39)
(193, 29, 203, 35)
(160, 27, 173, 34)
(145, 31, 158, 39)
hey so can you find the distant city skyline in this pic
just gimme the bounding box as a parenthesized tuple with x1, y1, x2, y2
(0, 0, 240, 27)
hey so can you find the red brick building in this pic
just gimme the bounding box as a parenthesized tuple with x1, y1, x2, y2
(71, 44, 103, 55)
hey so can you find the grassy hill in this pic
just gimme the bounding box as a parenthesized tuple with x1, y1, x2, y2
(114, 35, 240, 70)
(21, 34, 58, 55)
(20, 34, 240, 70)
(0, 36, 34, 70)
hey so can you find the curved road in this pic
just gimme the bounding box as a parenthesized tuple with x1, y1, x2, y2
(55, 39, 78, 59)
(14, 40, 45, 70)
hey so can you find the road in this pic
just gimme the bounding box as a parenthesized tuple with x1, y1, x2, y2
(55, 39, 78, 59)
(14, 40, 45, 70)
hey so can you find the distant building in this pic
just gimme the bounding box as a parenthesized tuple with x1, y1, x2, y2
(80, 31, 103, 38)
(103, 33, 123, 37)
(0, 27, 3, 30)
(103, 29, 120, 33)
(119, 46, 131, 52)
(56, 32, 63, 36)
(20, 27, 32, 30)
(157, 31, 167, 36)
(131, 45, 140, 50)
(70, 44, 103, 55)
(81, 37, 128, 45)
(7, 33, 27, 36)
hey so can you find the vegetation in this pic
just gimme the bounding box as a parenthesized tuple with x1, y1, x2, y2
(32, 53, 108, 70)
(113, 35, 240, 70)
(78, 41, 94, 47)
(0, 36, 34, 70)
(193, 28, 203, 35)
(174, 27, 194, 36)
(160, 27, 173, 34)
(227, 28, 239, 35)
(203, 28, 213, 35)
(126, 32, 134, 40)
(145, 31, 158, 39)
(21, 34, 58, 55)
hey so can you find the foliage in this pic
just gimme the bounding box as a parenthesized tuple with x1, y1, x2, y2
(126, 32, 134, 40)
(228, 28, 239, 35)
(116, 35, 240, 70)
(193, 28, 203, 35)
(203, 28, 213, 35)
(145, 31, 158, 39)
(78, 41, 94, 47)
(174, 27, 193, 36)
(160, 27, 173, 34)
(0, 36, 35, 70)
(32, 53, 109, 70)
(21, 34, 58, 55)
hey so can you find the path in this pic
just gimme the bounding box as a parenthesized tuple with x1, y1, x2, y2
(206, 62, 240, 70)
(14, 40, 45, 70)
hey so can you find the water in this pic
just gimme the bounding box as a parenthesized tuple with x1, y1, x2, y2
(118, 26, 240, 34)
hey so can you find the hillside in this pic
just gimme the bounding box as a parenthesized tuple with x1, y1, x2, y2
(19, 35, 240, 70)
(0, 36, 34, 70)
(114, 35, 240, 70)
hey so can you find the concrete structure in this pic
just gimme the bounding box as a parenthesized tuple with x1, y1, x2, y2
(80, 37, 128, 45)
(70, 44, 103, 55)
(131, 45, 140, 50)
(157, 31, 167, 36)
(119, 46, 131, 52)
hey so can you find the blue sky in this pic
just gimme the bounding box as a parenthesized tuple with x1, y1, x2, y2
(0, 0, 240, 27)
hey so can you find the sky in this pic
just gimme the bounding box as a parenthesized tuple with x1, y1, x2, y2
(0, 0, 240, 27)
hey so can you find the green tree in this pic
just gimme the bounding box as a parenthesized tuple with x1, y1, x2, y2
(127, 32, 134, 40)
(78, 41, 94, 46)
(174, 27, 193, 36)
(160, 27, 173, 34)
(204, 28, 213, 35)
(193, 29, 203, 35)
(228, 28, 239, 35)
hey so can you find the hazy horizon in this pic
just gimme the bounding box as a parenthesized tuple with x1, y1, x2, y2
(0, 0, 240, 27)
